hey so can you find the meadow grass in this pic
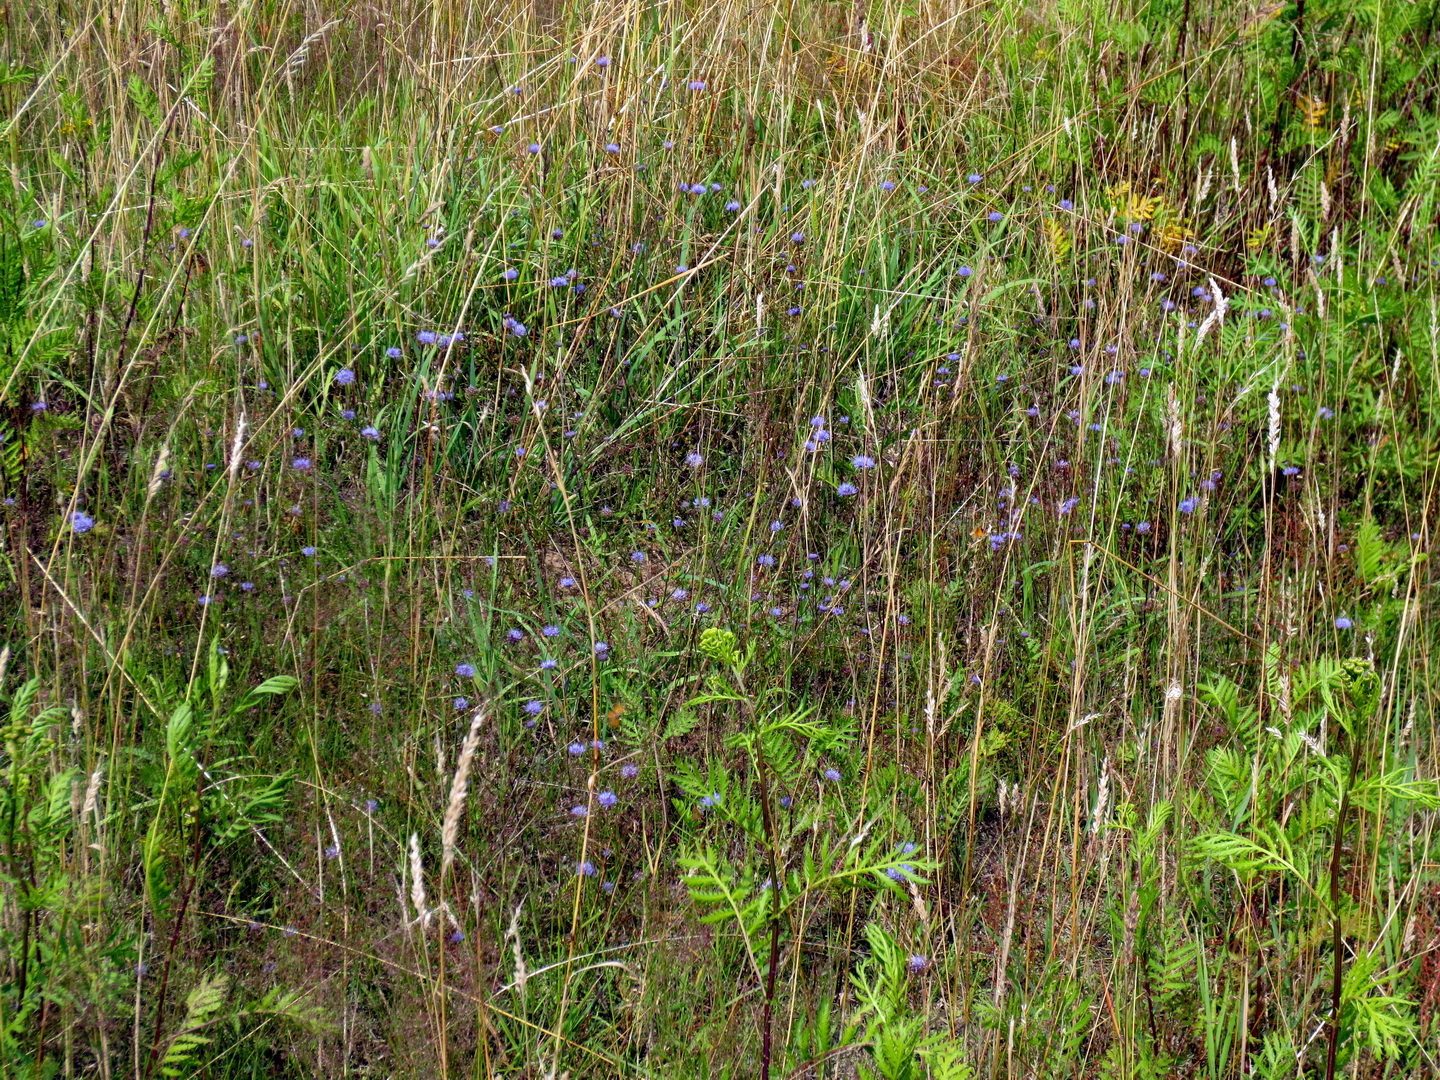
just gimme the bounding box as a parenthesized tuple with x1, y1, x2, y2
(2, 0, 1440, 1076)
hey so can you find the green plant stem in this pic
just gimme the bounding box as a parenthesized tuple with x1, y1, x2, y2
(1324, 745, 1363, 1080)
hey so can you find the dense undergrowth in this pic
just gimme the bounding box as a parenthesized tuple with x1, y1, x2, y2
(2, 0, 1440, 1076)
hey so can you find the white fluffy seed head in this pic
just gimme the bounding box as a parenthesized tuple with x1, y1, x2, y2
(442, 709, 486, 873)
(409, 832, 428, 927)
(1267, 385, 1281, 470)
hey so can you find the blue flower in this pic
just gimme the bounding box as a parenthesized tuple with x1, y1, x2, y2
(302, 545, 317, 557)
(686, 451, 703, 467)
(1335, 616, 1353, 630)
(560, 576, 576, 588)
(967, 172, 983, 184)
(851, 455, 875, 470)
(456, 663, 477, 678)
(454, 697, 469, 710)
(569, 742, 587, 755)
(385, 346, 402, 358)
(524, 699, 544, 715)
(879, 180, 895, 191)
(987, 211, 1003, 222)
(604, 142, 620, 153)
(361, 425, 380, 440)
(1178, 497, 1198, 514)
(823, 768, 841, 782)
(292, 457, 312, 471)
(631, 551, 646, 563)
(598, 790, 618, 807)
(335, 367, 356, 386)
(211, 563, 229, 578)
(68, 511, 95, 535)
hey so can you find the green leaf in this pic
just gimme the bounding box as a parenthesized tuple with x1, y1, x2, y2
(1355, 516, 1387, 584)
(127, 73, 162, 127)
(662, 711, 700, 741)
(165, 701, 194, 762)
(241, 675, 299, 706)
(161, 972, 229, 1077)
